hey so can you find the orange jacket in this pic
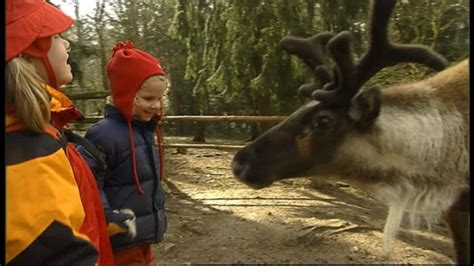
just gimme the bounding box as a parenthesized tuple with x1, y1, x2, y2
(6, 85, 114, 265)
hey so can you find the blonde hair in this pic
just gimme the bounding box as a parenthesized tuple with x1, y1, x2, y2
(5, 57, 51, 133)
(141, 75, 169, 89)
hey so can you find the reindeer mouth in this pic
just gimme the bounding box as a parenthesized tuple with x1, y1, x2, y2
(231, 159, 274, 189)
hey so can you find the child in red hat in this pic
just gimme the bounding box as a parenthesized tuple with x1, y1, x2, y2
(5, 0, 113, 265)
(83, 40, 169, 265)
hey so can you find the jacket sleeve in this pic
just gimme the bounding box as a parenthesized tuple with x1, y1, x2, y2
(83, 128, 115, 213)
(76, 143, 112, 211)
(6, 147, 98, 265)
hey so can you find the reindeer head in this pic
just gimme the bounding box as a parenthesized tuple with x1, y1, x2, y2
(231, 0, 448, 189)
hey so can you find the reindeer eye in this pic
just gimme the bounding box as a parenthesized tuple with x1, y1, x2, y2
(313, 116, 332, 131)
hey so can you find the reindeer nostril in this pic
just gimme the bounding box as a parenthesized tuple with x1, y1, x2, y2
(231, 148, 253, 178)
(231, 160, 244, 177)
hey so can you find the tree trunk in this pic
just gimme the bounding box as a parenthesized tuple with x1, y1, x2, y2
(192, 123, 206, 143)
(256, 93, 274, 134)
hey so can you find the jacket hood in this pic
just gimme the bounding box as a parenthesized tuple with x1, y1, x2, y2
(6, 84, 83, 131)
(47, 85, 84, 129)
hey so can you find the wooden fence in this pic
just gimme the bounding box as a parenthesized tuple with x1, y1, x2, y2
(67, 91, 287, 151)
(80, 115, 287, 124)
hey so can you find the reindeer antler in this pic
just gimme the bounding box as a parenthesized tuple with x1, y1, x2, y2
(280, 33, 335, 98)
(282, 0, 449, 105)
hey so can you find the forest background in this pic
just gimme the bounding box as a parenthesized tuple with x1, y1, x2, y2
(51, 0, 469, 141)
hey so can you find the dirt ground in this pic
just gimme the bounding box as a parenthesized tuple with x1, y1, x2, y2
(153, 137, 456, 265)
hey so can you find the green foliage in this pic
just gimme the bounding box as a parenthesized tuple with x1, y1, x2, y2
(65, 0, 469, 139)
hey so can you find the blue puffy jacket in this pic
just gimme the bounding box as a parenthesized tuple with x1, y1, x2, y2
(84, 104, 167, 250)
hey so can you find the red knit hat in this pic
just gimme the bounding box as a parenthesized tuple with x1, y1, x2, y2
(106, 40, 167, 195)
(6, 0, 74, 89)
(106, 40, 166, 121)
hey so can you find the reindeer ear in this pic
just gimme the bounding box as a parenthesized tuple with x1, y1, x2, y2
(348, 87, 381, 130)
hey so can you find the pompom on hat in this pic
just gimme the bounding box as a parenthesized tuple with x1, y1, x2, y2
(106, 40, 166, 121)
(6, 0, 74, 61)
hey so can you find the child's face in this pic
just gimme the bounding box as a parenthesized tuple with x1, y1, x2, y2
(132, 76, 167, 122)
(47, 35, 73, 86)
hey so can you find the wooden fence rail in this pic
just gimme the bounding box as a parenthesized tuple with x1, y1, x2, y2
(66, 91, 110, 100)
(163, 143, 244, 151)
(76, 116, 283, 151)
(67, 91, 286, 151)
(80, 115, 287, 124)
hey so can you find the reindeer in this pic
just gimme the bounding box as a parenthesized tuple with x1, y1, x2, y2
(231, 0, 469, 264)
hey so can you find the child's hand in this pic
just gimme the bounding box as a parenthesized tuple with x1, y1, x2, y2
(106, 208, 137, 238)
